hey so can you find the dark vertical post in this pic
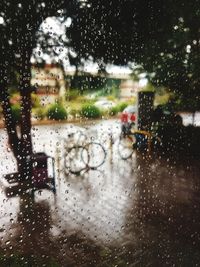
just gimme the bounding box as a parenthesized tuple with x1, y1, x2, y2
(136, 91, 154, 131)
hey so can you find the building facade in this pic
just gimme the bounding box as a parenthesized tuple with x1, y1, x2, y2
(120, 80, 140, 100)
(31, 64, 66, 105)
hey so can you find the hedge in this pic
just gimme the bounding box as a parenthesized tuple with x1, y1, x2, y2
(47, 103, 67, 120)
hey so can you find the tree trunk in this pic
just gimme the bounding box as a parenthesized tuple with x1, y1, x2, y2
(0, 83, 21, 160)
(18, 55, 33, 182)
(20, 62, 33, 155)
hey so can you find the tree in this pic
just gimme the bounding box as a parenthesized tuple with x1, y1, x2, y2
(136, 1, 200, 110)
(0, 0, 77, 184)
(67, 0, 200, 112)
(1, 0, 199, 189)
(67, 0, 176, 64)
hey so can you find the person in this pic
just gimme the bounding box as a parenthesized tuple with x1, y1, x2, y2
(121, 112, 136, 135)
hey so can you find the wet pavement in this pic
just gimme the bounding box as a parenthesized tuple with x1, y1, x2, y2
(0, 119, 200, 266)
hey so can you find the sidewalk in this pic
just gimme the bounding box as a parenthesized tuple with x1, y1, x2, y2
(0, 120, 200, 266)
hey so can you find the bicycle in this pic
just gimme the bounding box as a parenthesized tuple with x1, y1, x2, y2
(118, 128, 162, 160)
(63, 130, 107, 174)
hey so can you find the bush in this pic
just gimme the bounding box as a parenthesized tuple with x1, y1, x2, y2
(108, 102, 128, 116)
(11, 104, 21, 124)
(34, 107, 46, 120)
(31, 93, 41, 108)
(81, 104, 101, 119)
(118, 102, 128, 112)
(109, 106, 119, 116)
(47, 103, 67, 120)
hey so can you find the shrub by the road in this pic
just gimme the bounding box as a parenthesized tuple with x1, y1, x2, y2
(31, 93, 41, 108)
(47, 103, 67, 120)
(34, 107, 46, 120)
(109, 106, 119, 116)
(109, 102, 129, 116)
(118, 102, 128, 112)
(81, 104, 101, 119)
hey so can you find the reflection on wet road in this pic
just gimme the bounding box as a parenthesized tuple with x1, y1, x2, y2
(0, 119, 200, 266)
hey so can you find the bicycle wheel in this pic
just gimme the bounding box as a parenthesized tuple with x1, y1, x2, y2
(64, 146, 87, 174)
(73, 130, 87, 146)
(118, 134, 136, 160)
(81, 142, 106, 169)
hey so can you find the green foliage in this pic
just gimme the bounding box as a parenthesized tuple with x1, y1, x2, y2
(31, 93, 41, 108)
(117, 102, 128, 112)
(34, 107, 46, 120)
(98, 247, 129, 267)
(109, 102, 132, 116)
(76, 95, 90, 103)
(141, 83, 155, 92)
(47, 103, 67, 120)
(65, 89, 81, 101)
(154, 88, 174, 107)
(174, 95, 200, 112)
(109, 106, 119, 116)
(81, 104, 101, 119)
(106, 95, 116, 101)
(70, 108, 81, 118)
(11, 104, 21, 124)
(127, 97, 136, 105)
(155, 94, 171, 106)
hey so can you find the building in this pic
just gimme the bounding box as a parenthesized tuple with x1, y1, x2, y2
(31, 64, 66, 105)
(31, 63, 140, 104)
(119, 80, 140, 100)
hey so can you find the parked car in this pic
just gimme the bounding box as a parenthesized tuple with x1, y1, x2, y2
(94, 100, 115, 110)
(120, 105, 136, 134)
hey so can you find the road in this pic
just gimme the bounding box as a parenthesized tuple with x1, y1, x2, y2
(0, 119, 200, 266)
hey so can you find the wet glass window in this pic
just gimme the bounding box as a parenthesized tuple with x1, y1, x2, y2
(0, 1, 200, 266)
